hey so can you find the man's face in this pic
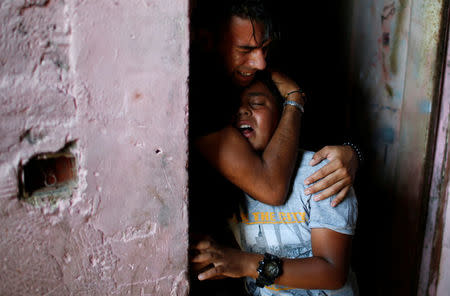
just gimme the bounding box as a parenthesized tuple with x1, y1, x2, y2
(235, 81, 280, 151)
(220, 16, 271, 87)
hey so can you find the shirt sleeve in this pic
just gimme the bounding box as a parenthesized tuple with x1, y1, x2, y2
(297, 151, 358, 235)
(309, 186, 358, 235)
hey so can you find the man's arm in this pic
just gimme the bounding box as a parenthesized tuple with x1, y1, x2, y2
(195, 72, 303, 205)
(192, 229, 352, 289)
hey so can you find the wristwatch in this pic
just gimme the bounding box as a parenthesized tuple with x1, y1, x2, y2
(255, 253, 283, 288)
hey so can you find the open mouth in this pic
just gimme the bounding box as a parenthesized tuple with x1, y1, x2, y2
(238, 124, 254, 138)
(236, 71, 256, 83)
(238, 71, 254, 77)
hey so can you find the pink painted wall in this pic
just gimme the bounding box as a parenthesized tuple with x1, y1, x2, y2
(436, 167, 450, 295)
(0, 0, 189, 295)
(418, 23, 450, 295)
(435, 90, 450, 294)
(429, 26, 450, 296)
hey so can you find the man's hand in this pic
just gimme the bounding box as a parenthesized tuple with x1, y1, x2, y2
(304, 145, 358, 207)
(191, 238, 249, 281)
(271, 71, 306, 105)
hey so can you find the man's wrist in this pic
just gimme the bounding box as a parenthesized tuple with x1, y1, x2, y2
(343, 142, 364, 165)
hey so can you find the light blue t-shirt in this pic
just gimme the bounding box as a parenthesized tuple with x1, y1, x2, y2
(229, 150, 359, 296)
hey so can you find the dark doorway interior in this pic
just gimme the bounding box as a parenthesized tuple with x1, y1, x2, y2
(189, 1, 374, 295)
(272, 3, 377, 295)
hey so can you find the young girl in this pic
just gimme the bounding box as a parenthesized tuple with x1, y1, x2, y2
(191, 72, 359, 296)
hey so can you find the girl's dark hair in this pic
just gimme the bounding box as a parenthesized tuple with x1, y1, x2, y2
(252, 71, 284, 114)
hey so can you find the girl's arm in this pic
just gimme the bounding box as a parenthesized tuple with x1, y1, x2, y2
(195, 72, 303, 205)
(272, 229, 352, 289)
(191, 229, 352, 289)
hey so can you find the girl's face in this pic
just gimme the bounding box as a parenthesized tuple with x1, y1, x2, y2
(235, 81, 280, 151)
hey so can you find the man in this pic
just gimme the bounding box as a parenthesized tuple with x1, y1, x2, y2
(189, 0, 358, 207)
(188, 0, 359, 294)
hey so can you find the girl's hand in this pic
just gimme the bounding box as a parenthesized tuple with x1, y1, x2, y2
(271, 71, 305, 105)
(191, 238, 252, 280)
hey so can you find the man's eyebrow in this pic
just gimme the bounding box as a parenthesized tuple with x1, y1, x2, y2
(237, 39, 271, 50)
(237, 45, 258, 50)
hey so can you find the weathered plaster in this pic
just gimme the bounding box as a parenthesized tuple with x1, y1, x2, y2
(0, 0, 189, 295)
(349, 0, 447, 294)
(351, 0, 411, 182)
(437, 165, 450, 296)
(418, 19, 450, 294)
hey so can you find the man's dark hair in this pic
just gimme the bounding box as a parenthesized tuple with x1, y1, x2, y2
(191, 0, 280, 42)
(227, 0, 279, 41)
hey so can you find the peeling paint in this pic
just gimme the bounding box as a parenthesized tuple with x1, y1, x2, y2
(0, 0, 189, 294)
(390, 0, 408, 75)
(350, 0, 448, 294)
(379, 127, 396, 144)
(419, 99, 432, 113)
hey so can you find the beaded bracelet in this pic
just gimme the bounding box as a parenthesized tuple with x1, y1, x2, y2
(284, 100, 304, 113)
(343, 142, 364, 165)
(285, 89, 307, 103)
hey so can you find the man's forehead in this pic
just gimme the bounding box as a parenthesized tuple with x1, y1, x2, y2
(227, 16, 269, 46)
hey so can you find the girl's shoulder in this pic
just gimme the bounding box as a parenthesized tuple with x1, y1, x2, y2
(291, 149, 329, 184)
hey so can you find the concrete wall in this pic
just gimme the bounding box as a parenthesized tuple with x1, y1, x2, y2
(346, 0, 448, 295)
(0, 0, 189, 295)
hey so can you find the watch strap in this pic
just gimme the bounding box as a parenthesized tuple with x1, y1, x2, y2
(255, 253, 283, 288)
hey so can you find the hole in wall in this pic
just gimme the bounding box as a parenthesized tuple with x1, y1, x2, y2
(18, 141, 78, 207)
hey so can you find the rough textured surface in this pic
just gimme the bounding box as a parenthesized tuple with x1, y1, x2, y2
(421, 24, 450, 296)
(0, 0, 189, 295)
(347, 0, 448, 295)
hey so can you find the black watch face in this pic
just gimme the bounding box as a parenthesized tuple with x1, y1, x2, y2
(264, 261, 280, 277)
